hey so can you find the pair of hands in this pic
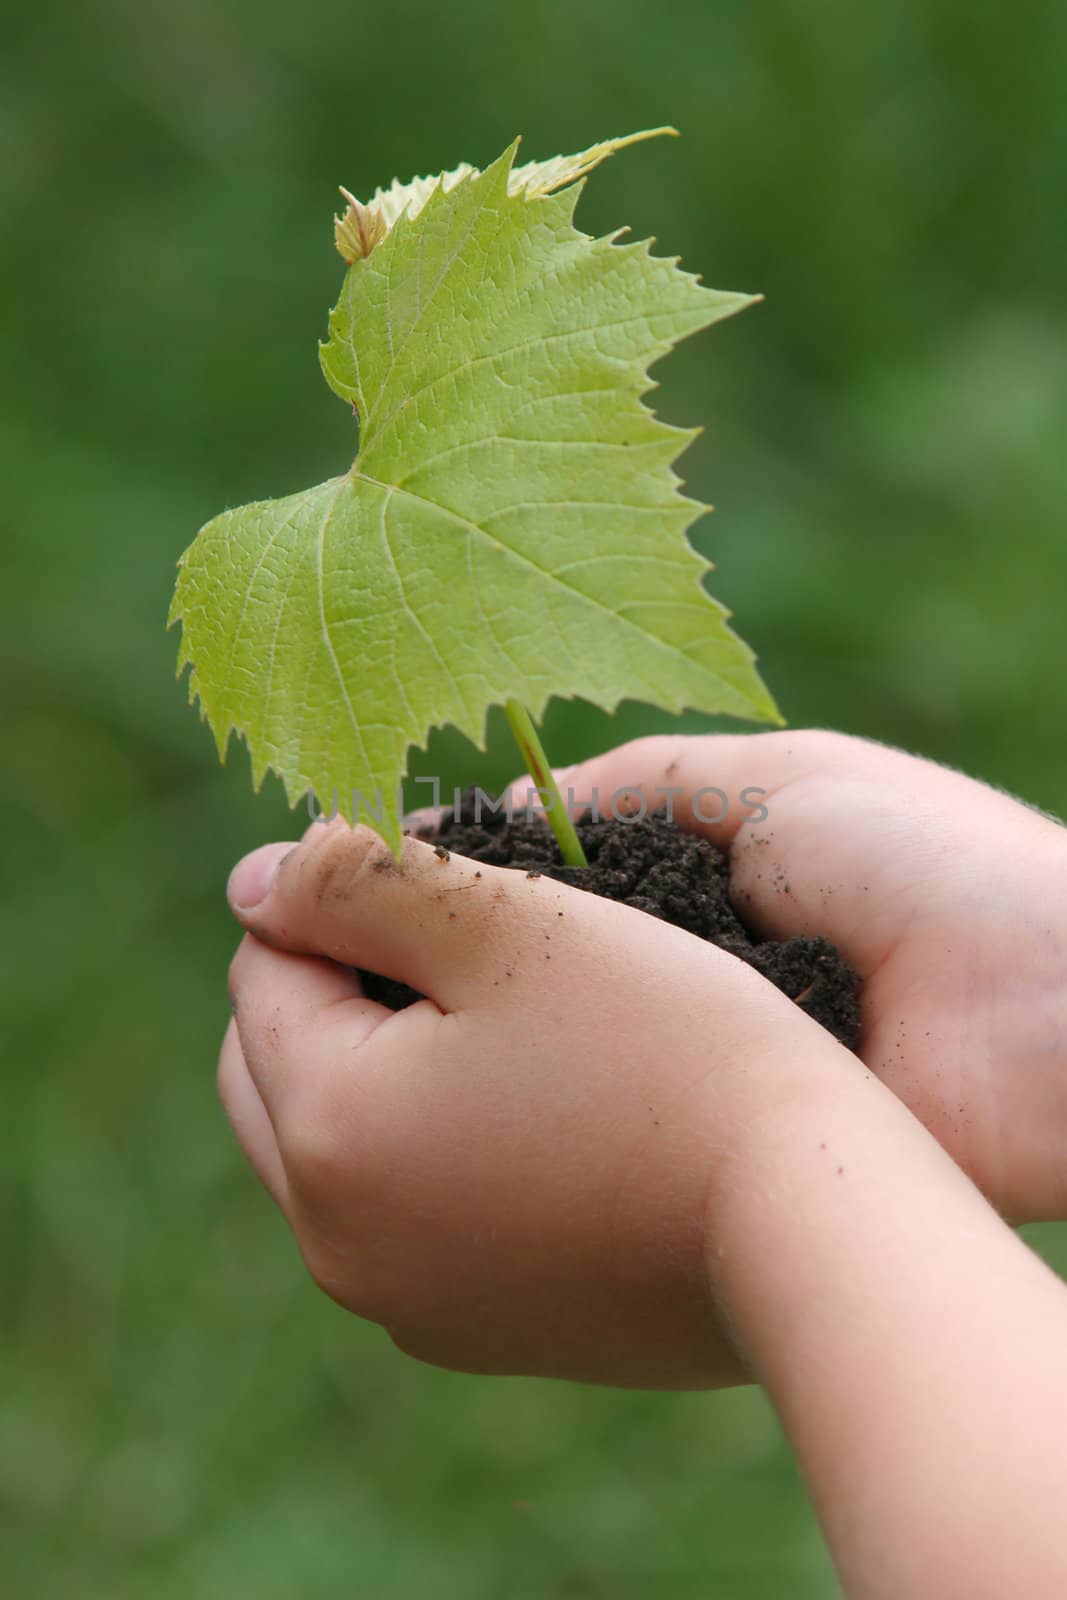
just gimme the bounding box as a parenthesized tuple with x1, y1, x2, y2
(220, 729, 1067, 1389)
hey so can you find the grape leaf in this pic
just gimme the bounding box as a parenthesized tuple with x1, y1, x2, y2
(170, 130, 780, 850)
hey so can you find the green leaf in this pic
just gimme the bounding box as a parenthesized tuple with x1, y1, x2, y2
(170, 131, 780, 850)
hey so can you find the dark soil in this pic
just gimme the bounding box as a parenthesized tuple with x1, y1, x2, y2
(361, 798, 861, 1049)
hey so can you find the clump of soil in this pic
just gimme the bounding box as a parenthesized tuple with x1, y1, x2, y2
(361, 799, 861, 1049)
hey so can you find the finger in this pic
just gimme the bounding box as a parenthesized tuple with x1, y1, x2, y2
(400, 806, 442, 837)
(217, 1017, 289, 1209)
(227, 818, 578, 1011)
(228, 933, 392, 1118)
(506, 732, 818, 848)
(503, 764, 576, 813)
(303, 810, 441, 844)
(546, 732, 966, 961)
(502, 731, 906, 959)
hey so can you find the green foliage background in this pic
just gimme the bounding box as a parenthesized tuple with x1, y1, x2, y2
(2, 2, 1065, 1594)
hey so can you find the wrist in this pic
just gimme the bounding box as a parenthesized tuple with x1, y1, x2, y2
(699, 1041, 959, 1375)
(696, 1032, 871, 1360)
(699, 1021, 1067, 1599)
(976, 827, 1067, 1220)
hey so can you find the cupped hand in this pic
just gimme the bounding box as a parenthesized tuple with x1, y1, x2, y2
(539, 730, 1067, 1222)
(219, 815, 855, 1388)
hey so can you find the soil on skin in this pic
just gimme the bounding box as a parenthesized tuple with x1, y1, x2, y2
(361, 798, 861, 1049)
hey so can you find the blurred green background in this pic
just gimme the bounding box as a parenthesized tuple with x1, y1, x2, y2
(3, 1, 1066, 1593)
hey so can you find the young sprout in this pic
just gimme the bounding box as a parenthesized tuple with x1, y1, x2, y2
(170, 131, 779, 862)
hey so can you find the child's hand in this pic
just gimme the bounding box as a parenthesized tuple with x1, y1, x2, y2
(543, 730, 1067, 1221)
(220, 816, 854, 1388)
(219, 763, 1067, 1595)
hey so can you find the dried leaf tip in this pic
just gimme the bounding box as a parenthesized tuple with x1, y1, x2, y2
(334, 187, 387, 263)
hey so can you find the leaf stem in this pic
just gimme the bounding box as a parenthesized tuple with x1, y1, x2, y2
(503, 700, 588, 868)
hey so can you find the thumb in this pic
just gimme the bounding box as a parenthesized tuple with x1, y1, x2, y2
(226, 816, 557, 1011)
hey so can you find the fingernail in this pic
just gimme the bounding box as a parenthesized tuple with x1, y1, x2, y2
(227, 842, 293, 911)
